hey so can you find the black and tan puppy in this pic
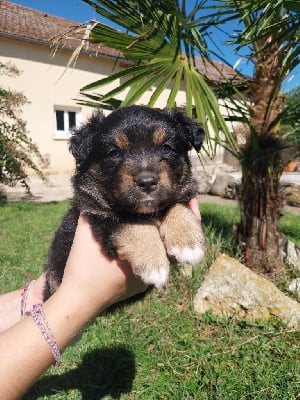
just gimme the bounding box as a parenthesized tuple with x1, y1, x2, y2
(44, 105, 206, 299)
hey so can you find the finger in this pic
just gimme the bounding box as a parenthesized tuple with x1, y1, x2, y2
(188, 198, 201, 220)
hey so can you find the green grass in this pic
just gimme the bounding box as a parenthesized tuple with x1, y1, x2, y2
(279, 210, 300, 246)
(1, 201, 300, 399)
(0, 201, 70, 292)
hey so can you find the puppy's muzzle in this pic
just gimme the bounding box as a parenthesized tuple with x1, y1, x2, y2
(135, 172, 158, 193)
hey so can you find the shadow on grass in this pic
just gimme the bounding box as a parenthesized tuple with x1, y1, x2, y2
(24, 346, 136, 400)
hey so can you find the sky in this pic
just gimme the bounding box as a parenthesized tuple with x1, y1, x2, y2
(9, 0, 299, 93)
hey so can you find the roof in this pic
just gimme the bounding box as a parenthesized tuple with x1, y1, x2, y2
(0, 0, 245, 84)
(0, 0, 121, 59)
(194, 57, 243, 84)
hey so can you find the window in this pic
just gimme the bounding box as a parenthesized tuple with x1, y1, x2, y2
(54, 108, 81, 139)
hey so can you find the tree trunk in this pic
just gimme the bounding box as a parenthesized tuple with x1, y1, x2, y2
(239, 152, 285, 276)
(238, 36, 287, 276)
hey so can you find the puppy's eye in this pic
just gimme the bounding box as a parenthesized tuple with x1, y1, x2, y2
(160, 144, 173, 155)
(108, 149, 123, 159)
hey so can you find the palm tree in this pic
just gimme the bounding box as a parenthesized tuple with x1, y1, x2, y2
(61, 0, 300, 275)
(212, 0, 300, 274)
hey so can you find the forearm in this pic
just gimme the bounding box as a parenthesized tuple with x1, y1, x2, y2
(0, 264, 131, 399)
(0, 295, 110, 398)
(0, 294, 85, 398)
(0, 215, 146, 399)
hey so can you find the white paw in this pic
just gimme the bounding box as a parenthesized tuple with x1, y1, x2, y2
(169, 246, 205, 265)
(139, 264, 170, 290)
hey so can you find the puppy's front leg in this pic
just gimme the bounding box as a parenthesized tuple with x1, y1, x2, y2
(115, 222, 170, 289)
(159, 203, 206, 265)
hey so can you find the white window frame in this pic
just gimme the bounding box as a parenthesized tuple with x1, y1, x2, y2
(54, 107, 81, 140)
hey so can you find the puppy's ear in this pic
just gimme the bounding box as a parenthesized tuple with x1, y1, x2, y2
(69, 110, 105, 166)
(166, 110, 205, 152)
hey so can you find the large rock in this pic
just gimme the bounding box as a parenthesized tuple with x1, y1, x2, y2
(195, 171, 212, 194)
(283, 182, 300, 207)
(193, 254, 300, 327)
(209, 173, 240, 198)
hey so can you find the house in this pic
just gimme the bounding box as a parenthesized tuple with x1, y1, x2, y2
(0, 0, 240, 176)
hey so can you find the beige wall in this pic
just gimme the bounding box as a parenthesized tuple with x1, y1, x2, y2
(0, 36, 125, 174)
(0, 36, 225, 175)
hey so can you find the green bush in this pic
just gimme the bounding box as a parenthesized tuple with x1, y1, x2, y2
(0, 62, 48, 193)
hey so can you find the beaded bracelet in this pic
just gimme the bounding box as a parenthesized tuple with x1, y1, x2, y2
(21, 280, 36, 319)
(25, 303, 61, 367)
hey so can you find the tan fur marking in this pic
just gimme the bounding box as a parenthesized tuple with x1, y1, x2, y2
(115, 222, 170, 288)
(159, 168, 172, 189)
(114, 132, 129, 149)
(153, 128, 166, 146)
(113, 163, 135, 194)
(159, 203, 206, 262)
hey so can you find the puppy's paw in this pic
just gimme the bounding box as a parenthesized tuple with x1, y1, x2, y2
(167, 245, 205, 265)
(115, 222, 170, 289)
(160, 203, 206, 266)
(138, 262, 169, 290)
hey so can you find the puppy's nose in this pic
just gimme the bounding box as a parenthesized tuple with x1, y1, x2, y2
(136, 173, 158, 192)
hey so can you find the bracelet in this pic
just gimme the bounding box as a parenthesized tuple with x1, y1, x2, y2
(21, 280, 36, 319)
(26, 303, 61, 367)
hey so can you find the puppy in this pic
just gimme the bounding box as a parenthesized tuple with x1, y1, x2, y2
(44, 105, 206, 299)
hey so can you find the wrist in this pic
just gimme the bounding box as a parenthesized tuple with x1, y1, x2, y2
(41, 289, 94, 352)
(60, 258, 134, 314)
(49, 266, 127, 326)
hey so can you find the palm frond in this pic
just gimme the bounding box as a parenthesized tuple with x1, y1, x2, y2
(76, 0, 237, 155)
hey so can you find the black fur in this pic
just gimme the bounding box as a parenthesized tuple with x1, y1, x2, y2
(44, 106, 205, 298)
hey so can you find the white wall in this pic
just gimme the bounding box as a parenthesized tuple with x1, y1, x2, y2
(0, 37, 122, 173)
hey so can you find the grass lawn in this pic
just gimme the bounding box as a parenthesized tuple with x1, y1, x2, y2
(1, 201, 300, 399)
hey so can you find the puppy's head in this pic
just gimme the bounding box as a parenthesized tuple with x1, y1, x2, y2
(70, 106, 204, 215)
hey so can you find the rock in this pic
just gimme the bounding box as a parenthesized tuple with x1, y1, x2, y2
(209, 174, 239, 198)
(282, 182, 300, 207)
(224, 181, 240, 200)
(284, 240, 300, 271)
(193, 254, 300, 327)
(195, 171, 212, 194)
(289, 279, 300, 297)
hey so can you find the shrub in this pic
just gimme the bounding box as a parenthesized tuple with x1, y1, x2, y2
(0, 62, 48, 193)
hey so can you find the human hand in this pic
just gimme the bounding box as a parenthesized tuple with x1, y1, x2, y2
(59, 214, 147, 317)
